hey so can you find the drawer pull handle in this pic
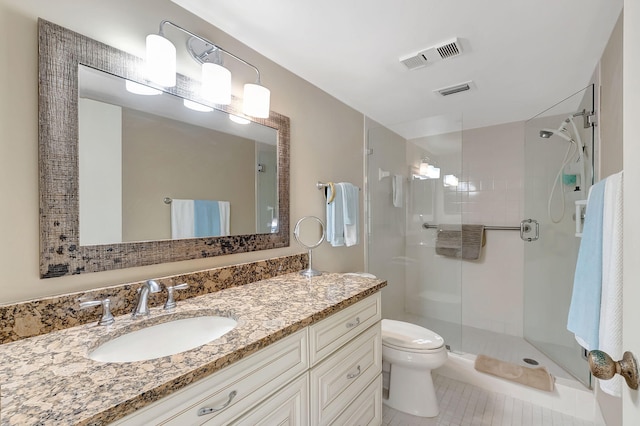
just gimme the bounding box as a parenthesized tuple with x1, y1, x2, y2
(346, 317, 360, 328)
(197, 390, 237, 416)
(347, 365, 361, 379)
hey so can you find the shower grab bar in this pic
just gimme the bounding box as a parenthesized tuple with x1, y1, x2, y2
(421, 223, 521, 231)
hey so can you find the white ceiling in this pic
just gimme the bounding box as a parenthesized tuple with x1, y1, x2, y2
(170, 0, 622, 139)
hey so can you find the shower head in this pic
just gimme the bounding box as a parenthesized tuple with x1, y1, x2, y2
(539, 128, 573, 143)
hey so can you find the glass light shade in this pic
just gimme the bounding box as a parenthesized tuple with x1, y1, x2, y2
(443, 174, 459, 187)
(145, 34, 176, 87)
(426, 165, 441, 179)
(183, 99, 213, 112)
(125, 80, 162, 96)
(202, 62, 231, 105)
(229, 114, 250, 125)
(243, 83, 271, 118)
(419, 161, 430, 176)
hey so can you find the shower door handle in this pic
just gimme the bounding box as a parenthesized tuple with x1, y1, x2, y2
(520, 219, 539, 242)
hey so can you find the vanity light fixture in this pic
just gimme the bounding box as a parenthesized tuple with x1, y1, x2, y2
(146, 20, 271, 117)
(443, 174, 459, 187)
(125, 80, 162, 96)
(183, 99, 213, 112)
(418, 158, 441, 179)
(229, 114, 250, 125)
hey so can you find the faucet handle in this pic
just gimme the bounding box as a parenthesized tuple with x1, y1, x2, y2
(79, 298, 115, 326)
(164, 283, 189, 310)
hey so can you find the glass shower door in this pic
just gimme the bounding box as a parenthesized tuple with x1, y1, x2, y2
(523, 85, 595, 386)
(366, 114, 463, 352)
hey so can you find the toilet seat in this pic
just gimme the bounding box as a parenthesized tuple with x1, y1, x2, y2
(382, 319, 444, 352)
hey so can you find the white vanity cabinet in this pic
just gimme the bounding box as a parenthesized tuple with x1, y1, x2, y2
(112, 292, 381, 426)
(112, 329, 309, 426)
(309, 293, 382, 425)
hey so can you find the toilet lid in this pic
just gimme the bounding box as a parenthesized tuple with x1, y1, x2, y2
(381, 319, 444, 350)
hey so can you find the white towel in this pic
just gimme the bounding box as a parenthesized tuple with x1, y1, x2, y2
(326, 184, 345, 247)
(599, 171, 623, 397)
(171, 199, 195, 239)
(392, 175, 403, 208)
(218, 201, 230, 236)
(341, 182, 360, 247)
(326, 182, 359, 247)
(172, 199, 230, 239)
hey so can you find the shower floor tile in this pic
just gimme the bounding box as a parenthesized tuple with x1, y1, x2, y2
(394, 313, 576, 381)
(382, 374, 595, 426)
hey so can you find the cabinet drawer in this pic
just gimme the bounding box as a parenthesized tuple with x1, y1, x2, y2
(310, 323, 382, 426)
(114, 329, 308, 426)
(330, 374, 382, 426)
(309, 293, 381, 365)
(231, 373, 309, 425)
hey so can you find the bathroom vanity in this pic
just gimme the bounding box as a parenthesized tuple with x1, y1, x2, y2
(0, 273, 384, 425)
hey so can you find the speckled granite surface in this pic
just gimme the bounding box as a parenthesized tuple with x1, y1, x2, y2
(0, 254, 306, 344)
(0, 272, 385, 426)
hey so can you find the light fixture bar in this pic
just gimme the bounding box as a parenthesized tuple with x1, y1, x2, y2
(158, 20, 263, 84)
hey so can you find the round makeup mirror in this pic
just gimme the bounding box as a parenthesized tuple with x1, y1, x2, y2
(293, 216, 325, 277)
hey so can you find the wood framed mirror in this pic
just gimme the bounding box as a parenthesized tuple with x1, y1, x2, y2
(38, 19, 290, 278)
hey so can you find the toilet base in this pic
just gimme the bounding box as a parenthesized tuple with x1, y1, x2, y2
(383, 363, 439, 417)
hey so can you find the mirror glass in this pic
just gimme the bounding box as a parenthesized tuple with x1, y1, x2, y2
(38, 19, 290, 278)
(78, 65, 278, 245)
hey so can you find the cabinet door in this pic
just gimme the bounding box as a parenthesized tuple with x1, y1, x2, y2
(330, 375, 382, 426)
(113, 329, 308, 426)
(230, 374, 309, 426)
(310, 323, 382, 426)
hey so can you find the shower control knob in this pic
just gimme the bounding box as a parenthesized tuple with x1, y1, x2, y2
(588, 350, 639, 390)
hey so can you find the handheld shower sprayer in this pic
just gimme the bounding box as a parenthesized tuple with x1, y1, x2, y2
(538, 114, 589, 223)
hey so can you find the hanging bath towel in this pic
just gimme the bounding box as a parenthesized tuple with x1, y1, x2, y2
(599, 171, 623, 397)
(567, 179, 606, 351)
(171, 199, 230, 239)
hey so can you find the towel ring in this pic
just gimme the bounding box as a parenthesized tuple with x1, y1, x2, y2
(326, 182, 336, 204)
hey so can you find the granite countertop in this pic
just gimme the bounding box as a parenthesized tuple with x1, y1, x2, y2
(0, 272, 385, 426)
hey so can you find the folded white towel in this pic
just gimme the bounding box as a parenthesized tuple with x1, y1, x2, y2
(392, 175, 403, 208)
(599, 171, 623, 397)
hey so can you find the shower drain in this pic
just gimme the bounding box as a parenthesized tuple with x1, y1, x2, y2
(523, 358, 539, 365)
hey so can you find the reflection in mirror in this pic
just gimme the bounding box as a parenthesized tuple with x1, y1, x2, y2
(78, 65, 278, 245)
(294, 216, 325, 277)
(38, 19, 290, 278)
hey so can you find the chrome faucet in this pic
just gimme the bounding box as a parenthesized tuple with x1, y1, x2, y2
(132, 279, 161, 318)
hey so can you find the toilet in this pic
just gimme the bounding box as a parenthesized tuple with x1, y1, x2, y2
(381, 319, 448, 417)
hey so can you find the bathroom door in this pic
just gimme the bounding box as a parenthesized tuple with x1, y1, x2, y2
(523, 85, 595, 386)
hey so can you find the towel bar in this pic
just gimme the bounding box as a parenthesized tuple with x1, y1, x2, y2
(422, 223, 520, 231)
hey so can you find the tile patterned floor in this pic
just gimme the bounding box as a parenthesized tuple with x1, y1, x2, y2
(382, 374, 595, 426)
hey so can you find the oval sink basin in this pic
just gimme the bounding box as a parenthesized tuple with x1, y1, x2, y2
(89, 316, 237, 363)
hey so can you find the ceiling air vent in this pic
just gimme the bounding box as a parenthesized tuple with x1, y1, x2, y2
(436, 39, 461, 59)
(435, 81, 474, 97)
(399, 38, 463, 70)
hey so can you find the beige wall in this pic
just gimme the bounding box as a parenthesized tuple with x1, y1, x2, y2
(0, 0, 364, 304)
(122, 110, 256, 241)
(599, 12, 624, 178)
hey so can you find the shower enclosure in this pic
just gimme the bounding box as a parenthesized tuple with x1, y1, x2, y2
(366, 84, 595, 387)
(523, 85, 595, 386)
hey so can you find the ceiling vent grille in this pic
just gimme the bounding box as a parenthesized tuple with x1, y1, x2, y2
(437, 39, 461, 59)
(399, 38, 462, 70)
(435, 81, 474, 96)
